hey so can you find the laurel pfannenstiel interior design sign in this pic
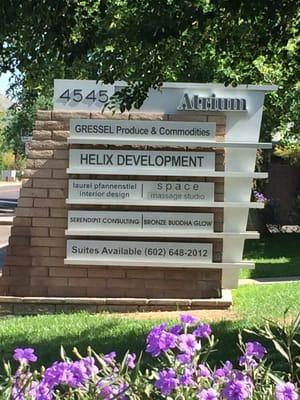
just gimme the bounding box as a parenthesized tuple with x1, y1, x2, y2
(67, 179, 214, 204)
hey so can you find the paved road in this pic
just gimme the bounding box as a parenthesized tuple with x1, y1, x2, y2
(0, 183, 20, 214)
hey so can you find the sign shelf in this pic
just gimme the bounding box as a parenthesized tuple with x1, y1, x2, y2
(66, 198, 264, 208)
(64, 258, 255, 269)
(68, 137, 272, 149)
(65, 229, 260, 239)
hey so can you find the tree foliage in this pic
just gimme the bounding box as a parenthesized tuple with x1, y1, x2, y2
(0, 1, 300, 141)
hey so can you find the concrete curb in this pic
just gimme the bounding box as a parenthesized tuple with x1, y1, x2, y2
(239, 276, 300, 285)
(0, 290, 232, 315)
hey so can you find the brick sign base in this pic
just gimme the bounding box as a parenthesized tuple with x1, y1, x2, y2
(0, 110, 227, 309)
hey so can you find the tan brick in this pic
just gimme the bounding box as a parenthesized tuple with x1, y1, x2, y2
(36, 110, 52, 120)
(50, 208, 67, 218)
(88, 269, 125, 278)
(90, 112, 129, 120)
(10, 246, 31, 256)
(26, 159, 35, 168)
(20, 188, 48, 198)
(163, 270, 198, 280)
(87, 287, 124, 297)
(168, 113, 207, 122)
(16, 267, 48, 277)
(11, 226, 31, 236)
(145, 279, 187, 289)
(126, 270, 164, 279)
(32, 130, 52, 140)
(52, 169, 68, 179)
(0, 275, 30, 286)
(33, 179, 67, 189)
(68, 277, 106, 288)
(30, 227, 49, 237)
(48, 286, 87, 297)
(5, 256, 32, 266)
(32, 257, 64, 267)
(17, 198, 34, 207)
(13, 217, 32, 227)
(16, 207, 49, 217)
(31, 237, 66, 247)
(50, 247, 66, 257)
(49, 267, 87, 277)
(36, 159, 68, 169)
(129, 113, 167, 120)
(52, 111, 91, 120)
(32, 218, 67, 228)
(208, 115, 226, 124)
(24, 169, 52, 179)
(31, 140, 68, 150)
(49, 228, 65, 237)
(31, 277, 68, 286)
(34, 198, 66, 208)
(107, 278, 144, 289)
(22, 179, 33, 188)
(30, 247, 50, 256)
(28, 150, 54, 159)
(35, 120, 69, 130)
(49, 189, 67, 198)
(52, 130, 69, 141)
(9, 236, 30, 246)
(53, 150, 68, 159)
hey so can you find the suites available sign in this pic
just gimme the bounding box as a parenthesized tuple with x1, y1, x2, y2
(66, 240, 213, 264)
(67, 211, 214, 234)
(68, 179, 214, 204)
(68, 150, 215, 176)
(70, 119, 216, 141)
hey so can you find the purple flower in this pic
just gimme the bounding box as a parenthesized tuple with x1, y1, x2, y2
(176, 353, 192, 364)
(239, 355, 258, 369)
(245, 342, 266, 360)
(180, 314, 198, 325)
(223, 380, 251, 400)
(155, 369, 179, 396)
(179, 334, 200, 355)
(13, 348, 37, 364)
(253, 191, 268, 203)
(126, 353, 136, 369)
(103, 351, 117, 365)
(214, 361, 233, 380)
(179, 367, 194, 386)
(194, 323, 212, 339)
(146, 324, 177, 357)
(275, 382, 298, 400)
(170, 324, 183, 335)
(198, 364, 211, 378)
(199, 388, 219, 400)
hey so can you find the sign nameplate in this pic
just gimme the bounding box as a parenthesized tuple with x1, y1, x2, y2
(68, 211, 214, 233)
(66, 240, 213, 263)
(70, 119, 216, 141)
(178, 93, 247, 112)
(68, 179, 214, 204)
(68, 150, 215, 175)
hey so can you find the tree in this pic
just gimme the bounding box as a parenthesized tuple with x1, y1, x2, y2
(1, 0, 300, 140)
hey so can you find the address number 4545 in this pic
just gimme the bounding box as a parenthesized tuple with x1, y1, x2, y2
(59, 89, 109, 103)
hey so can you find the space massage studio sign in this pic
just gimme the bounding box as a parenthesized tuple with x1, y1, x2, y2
(53, 79, 275, 287)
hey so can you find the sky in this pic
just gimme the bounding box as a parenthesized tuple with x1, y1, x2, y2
(0, 72, 12, 96)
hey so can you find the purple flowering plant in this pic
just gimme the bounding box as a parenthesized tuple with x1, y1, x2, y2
(1, 313, 299, 400)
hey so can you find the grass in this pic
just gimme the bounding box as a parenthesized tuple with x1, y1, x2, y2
(0, 282, 299, 370)
(241, 233, 300, 278)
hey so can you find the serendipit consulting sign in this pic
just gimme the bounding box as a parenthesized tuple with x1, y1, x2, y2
(69, 119, 216, 142)
(67, 211, 214, 234)
(67, 179, 214, 204)
(68, 150, 215, 176)
(65, 240, 213, 265)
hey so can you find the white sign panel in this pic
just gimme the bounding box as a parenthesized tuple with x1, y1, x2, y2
(68, 179, 214, 204)
(68, 150, 215, 176)
(66, 240, 212, 264)
(68, 211, 214, 233)
(70, 119, 216, 141)
(54, 79, 115, 111)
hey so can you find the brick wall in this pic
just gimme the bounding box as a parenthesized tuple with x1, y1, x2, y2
(0, 110, 226, 299)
